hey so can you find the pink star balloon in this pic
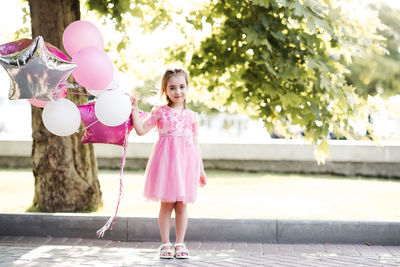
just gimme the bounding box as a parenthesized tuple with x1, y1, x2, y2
(78, 102, 147, 146)
(0, 38, 70, 61)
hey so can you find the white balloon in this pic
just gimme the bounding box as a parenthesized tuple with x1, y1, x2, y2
(42, 98, 81, 136)
(87, 88, 106, 98)
(87, 66, 120, 97)
(95, 90, 132, 127)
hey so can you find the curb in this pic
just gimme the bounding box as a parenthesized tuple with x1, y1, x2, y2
(1, 213, 400, 245)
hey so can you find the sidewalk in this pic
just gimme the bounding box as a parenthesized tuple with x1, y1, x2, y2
(1, 236, 400, 266)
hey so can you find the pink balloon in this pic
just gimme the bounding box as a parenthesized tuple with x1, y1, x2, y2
(28, 98, 48, 108)
(0, 38, 70, 61)
(72, 47, 113, 91)
(27, 86, 67, 108)
(62, 20, 104, 57)
(58, 86, 68, 98)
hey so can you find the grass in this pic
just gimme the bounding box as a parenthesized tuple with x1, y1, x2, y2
(1, 168, 400, 221)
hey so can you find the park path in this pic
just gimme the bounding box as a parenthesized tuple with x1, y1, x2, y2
(1, 236, 400, 266)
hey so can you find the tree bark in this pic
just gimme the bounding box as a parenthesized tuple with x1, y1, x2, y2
(28, 0, 102, 212)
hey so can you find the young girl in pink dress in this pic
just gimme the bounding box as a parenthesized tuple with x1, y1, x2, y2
(131, 68, 206, 259)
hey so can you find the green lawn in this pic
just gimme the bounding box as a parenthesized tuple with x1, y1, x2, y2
(1, 168, 400, 221)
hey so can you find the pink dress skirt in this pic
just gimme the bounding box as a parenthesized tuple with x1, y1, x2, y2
(142, 105, 204, 203)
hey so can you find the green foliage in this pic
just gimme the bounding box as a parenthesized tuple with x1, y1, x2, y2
(346, 4, 400, 98)
(86, 0, 171, 31)
(85, 0, 172, 52)
(178, 0, 384, 162)
(14, 1, 31, 39)
(134, 76, 161, 112)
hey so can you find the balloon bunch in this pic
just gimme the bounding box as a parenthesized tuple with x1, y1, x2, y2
(0, 20, 140, 237)
(0, 20, 133, 137)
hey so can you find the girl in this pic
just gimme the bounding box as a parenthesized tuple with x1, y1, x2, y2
(131, 68, 207, 259)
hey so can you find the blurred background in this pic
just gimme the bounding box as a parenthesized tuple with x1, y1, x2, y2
(2, 0, 400, 221)
(1, 0, 400, 144)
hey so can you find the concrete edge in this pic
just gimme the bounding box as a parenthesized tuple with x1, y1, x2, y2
(3, 140, 400, 163)
(0, 213, 399, 245)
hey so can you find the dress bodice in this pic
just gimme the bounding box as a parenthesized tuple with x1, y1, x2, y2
(144, 105, 198, 143)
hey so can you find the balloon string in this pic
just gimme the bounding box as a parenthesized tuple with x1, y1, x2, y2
(96, 120, 129, 238)
(76, 119, 99, 134)
(83, 119, 99, 130)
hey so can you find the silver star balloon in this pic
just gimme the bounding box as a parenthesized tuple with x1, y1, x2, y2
(0, 36, 77, 101)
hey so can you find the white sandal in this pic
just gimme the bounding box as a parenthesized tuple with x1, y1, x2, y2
(174, 243, 189, 259)
(159, 243, 174, 259)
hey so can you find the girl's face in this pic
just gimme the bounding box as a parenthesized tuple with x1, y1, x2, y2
(165, 74, 187, 107)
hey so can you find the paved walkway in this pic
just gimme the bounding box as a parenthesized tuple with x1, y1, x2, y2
(0, 236, 400, 266)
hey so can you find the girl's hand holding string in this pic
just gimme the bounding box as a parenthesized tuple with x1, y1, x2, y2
(130, 94, 140, 114)
(130, 94, 153, 136)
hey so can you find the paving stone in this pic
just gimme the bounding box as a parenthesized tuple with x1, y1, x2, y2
(339, 244, 360, 256)
(233, 255, 267, 265)
(277, 244, 294, 254)
(1, 236, 400, 266)
(214, 242, 232, 251)
(136, 241, 159, 249)
(197, 241, 216, 251)
(230, 242, 247, 255)
(371, 245, 393, 257)
(74, 238, 109, 247)
(186, 241, 201, 250)
(262, 243, 278, 254)
(308, 244, 326, 253)
(15, 236, 52, 245)
(293, 243, 313, 252)
(385, 245, 400, 256)
(104, 240, 141, 248)
(62, 237, 83, 245)
(45, 237, 68, 245)
(0, 236, 24, 243)
(323, 244, 341, 254)
(246, 242, 263, 255)
(354, 244, 378, 257)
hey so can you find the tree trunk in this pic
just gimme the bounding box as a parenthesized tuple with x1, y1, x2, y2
(28, 0, 102, 212)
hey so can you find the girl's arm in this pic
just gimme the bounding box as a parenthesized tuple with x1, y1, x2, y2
(131, 96, 156, 136)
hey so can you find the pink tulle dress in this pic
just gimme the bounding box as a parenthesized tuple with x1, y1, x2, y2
(142, 105, 205, 203)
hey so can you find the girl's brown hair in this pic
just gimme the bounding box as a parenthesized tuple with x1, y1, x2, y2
(161, 68, 189, 108)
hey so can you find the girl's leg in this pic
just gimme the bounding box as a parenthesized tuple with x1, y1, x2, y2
(159, 202, 175, 254)
(174, 201, 188, 256)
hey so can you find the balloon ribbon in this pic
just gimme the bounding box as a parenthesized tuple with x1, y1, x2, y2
(96, 120, 129, 238)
